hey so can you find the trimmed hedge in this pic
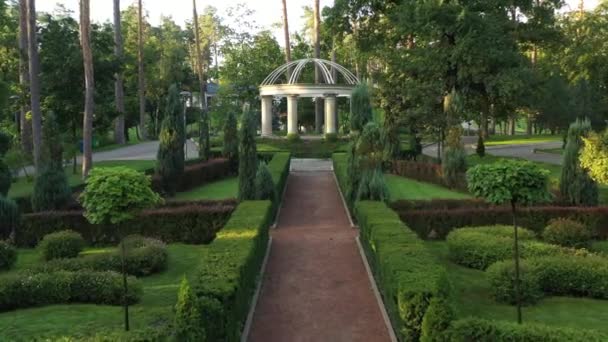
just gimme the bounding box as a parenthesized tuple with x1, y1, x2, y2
(355, 201, 450, 341)
(542, 218, 591, 248)
(396, 206, 608, 240)
(193, 200, 273, 342)
(449, 318, 608, 341)
(151, 158, 231, 194)
(0, 270, 141, 312)
(391, 198, 492, 211)
(332, 153, 348, 198)
(391, 160, 468, 192)
(486, 260, 544, 305)
(16, 201, 235, 247)
(38, 230, 85, 260)
(267, 152, 291, 199)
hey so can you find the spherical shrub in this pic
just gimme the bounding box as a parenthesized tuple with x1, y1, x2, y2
(542, 218, 591, 249)
(0, 240, 16, 270)
(486, 260, 543, 305)
(38, 230, 85, 260)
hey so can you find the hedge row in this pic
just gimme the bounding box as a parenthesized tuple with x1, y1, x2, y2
(193, 200, 273, 342)
(448, 318, 608, 341)
(0, 270, 141, 312)
(391, 160, 468, 192)
(332, 153, 348, 198)
(151, 158, 231, 194)
(396, 206, 608, 240)
(267, 152, 291, 199)
(13, 201, 235, 247)
(354, 201, 450, 341)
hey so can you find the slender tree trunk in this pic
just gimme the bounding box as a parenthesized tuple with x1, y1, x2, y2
(192, 0, 205, 109)
(26, 0, 42, 173)
(80, 0, 94, 179)
(511, 201, 523, 324)
(113, 0, 126, 145)
(137, 0, 147, 140)
(18, 0, 32, 157)
(313, 0, 323, 133)
(282, 0, 292, 79)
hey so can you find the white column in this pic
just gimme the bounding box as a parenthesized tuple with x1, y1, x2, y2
(324, 94, 337, 134)
(261, 96, 273, 137)
(287, 95, 299, 135)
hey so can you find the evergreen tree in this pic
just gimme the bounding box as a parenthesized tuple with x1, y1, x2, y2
(255, 163, 276, 202)
(238, 111, 258, 201)
(0, 196, 20, 242)
(560, 119, 598, 206)
(350, 83, 373, 133)
(442, 127, 467, 189)
(222, 112, 238, 171)
(156, 85, 185, 196)
(0, 131, 11, 197)
(174, 277, 205, 341)
(199, 109, 211, 161)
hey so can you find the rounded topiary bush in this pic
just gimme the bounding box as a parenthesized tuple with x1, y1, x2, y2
(0, 240, 16, 270)
(486, 260, 543, 305)
(38, 230, 85, 260)
(420, 297, 453, 342)
(542, 218, 591, 249)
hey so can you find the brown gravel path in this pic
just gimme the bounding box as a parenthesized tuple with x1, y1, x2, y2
(247, 171, 392, 342)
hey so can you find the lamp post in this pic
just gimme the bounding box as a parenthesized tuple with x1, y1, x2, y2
(180, 91, 192, 160)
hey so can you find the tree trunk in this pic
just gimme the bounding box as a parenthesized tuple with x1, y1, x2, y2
(80, 0, 94, 179)
(18, 0, 32, 157)
(113, 0, 126, 145)
(26, 0, 42, 173)
(192, 0, 205, 109)
(137, 0, 147, 140)
(282, 0, 292, 79)
(313, 0, 323, 133)
(511, 201, 523, 324)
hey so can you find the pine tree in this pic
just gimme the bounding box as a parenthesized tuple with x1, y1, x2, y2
(174, 277, 205, 341)
(156, 85, 185, 196)
(351, 83, 373, 133)
(560, 119, 598, 206)
(199, 109, 210, 161)
(238, 111, 258, 201)
(255, 163, 276, 202)
(223, 112, 238, 171)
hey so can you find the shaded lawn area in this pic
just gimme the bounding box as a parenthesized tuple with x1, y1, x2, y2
(485, 134, 561, 146)
(425, 241, 608, 333)
(385, 174, 471, 201)
(0, 243, 203, 340)
(8, 160, 156, 199)
(173, 177, 238, 201)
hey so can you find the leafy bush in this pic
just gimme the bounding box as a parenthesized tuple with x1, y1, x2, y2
(486, 260, 544, 305)
(356, 169, 389, 202)
(255, 163, 276, 202)
(580, 129, 608, 185)
(38, 230, 85, 260)
(0, 270, 141, 311)
(156, 85, 185, 196)
(0, 240, 16, 270)
(238, 111, 258, 201)
(561, 119, 598, 206)
(0, 196, 19, 241)
(420, 297, 453, 342)
(174, 277, 205, 341)
(355, 201, 449, 341)
(543, 218, 591, 248)
(350, 83, 373, 132)
(31, 167, 72, 212)
(449, 318, 608, 341)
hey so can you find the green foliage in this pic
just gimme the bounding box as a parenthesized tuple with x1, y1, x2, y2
(0, 158, 9, 197)
(31, 168, 72, 212)
(0, 196, 19, 240)
(199, 109, 211, 161)
(350, 83, 373, 132)
(324, 132, 338, 142)
(442, 148, 467, 189)
(356, 169, 389, 202)
(581, 130, 608, 185)
(591, 240, 608, 256)
(560, 119, 598, 206)
(238, 111, 258, 201)
(38, 230, 85, 261)
(222, 112, 238, 169)
(0, 240, 16, 270)
(286, 133, 300, 142)
(79, 167, 162, 225)
(467, 159, 551, 206)
(0, 270, 142, 312)
(156, 85, 185, 196)
(174, 277, 205, 341)
(542, 218, 591, 248)
(420, 297, 453, 342)
(356, 122, 385, 169)
(345, 141, 361, 206)
(0, 131, 10, 156)
(476, 135, 485, 157)
(41, 111, 64, 170)
(255, 163, 276, 202)
(486, 260, 544, 305)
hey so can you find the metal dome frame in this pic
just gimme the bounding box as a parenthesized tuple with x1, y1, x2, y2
(261, 58, 359, 86)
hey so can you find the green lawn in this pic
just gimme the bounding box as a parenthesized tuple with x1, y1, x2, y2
(0, 243, 203, 340)
(257, 138, 349, 158)
(173, 177, 238, 201)
(425, 241, 608, 332)
(385, 174, 472, 201)
(485, 134, 561, 146)
(8, 160, 156, 199)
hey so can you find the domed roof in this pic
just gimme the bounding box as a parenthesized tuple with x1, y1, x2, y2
(261, 58, 359, 86)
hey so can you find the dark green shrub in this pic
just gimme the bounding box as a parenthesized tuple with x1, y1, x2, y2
(0, 131, 10, 156)
(449, 318, 608, 341)
(476, 135, 485, 157)
(0, 196, 20, 241)
(345, 141, 360, 206)
(0, 270, 141, 311)
(156, 85, 185, 196)
(151, 158, 231, 194)
(486, 260, 544, 305)
(442, 148, 467, 189)
(0, 159, 10, 197)
(591, 240, 608, 255)
(420, 297, 453, 342)
(38, 230, 85, 260)
(560, 118, 598, 206)
(199, 109, 211, 161)
(324, 132, 338, 142)
(255, 163, 276, 202)
(286, 133, 300, 142)
(223, 112, 238, 170)
(31, 167, 72, 212)
(267, 152, 291, 197)
(238, 111, 258, 201)
(174, 277, 205, 341)
(356, 169, 389, 202)
(350, 83, 372, 132)
(0, 240, 16, 270)
(542, 218, 591, 248)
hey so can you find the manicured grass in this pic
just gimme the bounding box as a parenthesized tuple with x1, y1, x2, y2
(8, 160, 156, 199)
(425, 241, 608, 332)
(0, 243, 204, 340)
(173, 177, 238, 201)
(257, 138, 349, 158)
(485, 134, 561, 146)
(385, 174, 472, 201)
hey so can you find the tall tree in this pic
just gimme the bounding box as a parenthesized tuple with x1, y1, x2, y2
(114, 0, 126, 144)
(313, 0, 323, 133)
(282, 0, 292, 78)
(137, 0, 146, 140)
(26, 0, 42, 173)
(192, 0, 206, 109)
(80, 0, 94, 178)
(18, 0, 31, 156)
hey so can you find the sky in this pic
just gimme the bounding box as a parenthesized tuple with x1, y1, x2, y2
(36, 0, 600, 44)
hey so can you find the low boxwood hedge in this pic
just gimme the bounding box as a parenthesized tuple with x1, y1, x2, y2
(486, 260, 544, 305)
(267, 152, 291, 199)
(151, 158, 232, 194)
(0, 270, 141, 311)
(38, 230, 85, 261)
(192, 200, 273, 342)
(449, 318, 608, 341)
(355, 201, 450, 341)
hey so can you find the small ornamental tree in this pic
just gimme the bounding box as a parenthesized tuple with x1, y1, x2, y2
(238, 111, 258, 201)
(174, 277, 205, 341)
(560, 119, 598, 206)
(199, 109, 211, 161)
(223, 112, 238, 171)
(581, 129, 608, 185)
(79, 167, 162, 331)
(467, 160, 551, 324)
(156, 85, 185, 196)
(350, 83, 373, 133)
(355, 122, 389, 201)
